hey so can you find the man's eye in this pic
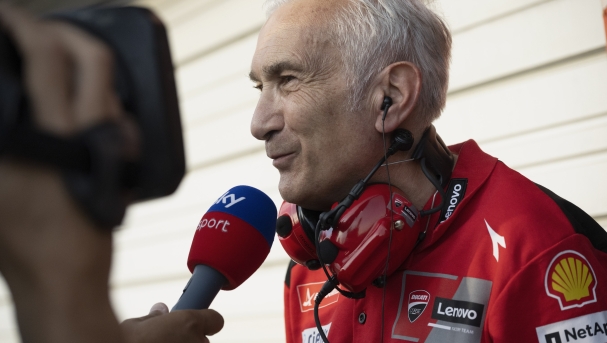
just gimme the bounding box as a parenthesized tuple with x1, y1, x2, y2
(253, 83, 263, 91)
(281, 75, 296, 84)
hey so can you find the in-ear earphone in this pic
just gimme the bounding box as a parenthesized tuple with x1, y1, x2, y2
(381, 96, 393, 111)
(381, 96, 393, 121)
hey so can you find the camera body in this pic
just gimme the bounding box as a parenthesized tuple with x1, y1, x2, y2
(0, 6, 186, 227)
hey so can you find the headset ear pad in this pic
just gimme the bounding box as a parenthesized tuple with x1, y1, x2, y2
(318, 184, 424, 293)
(276, 202, 321, 270)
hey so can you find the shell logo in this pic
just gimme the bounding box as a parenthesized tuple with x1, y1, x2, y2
(545, 250, 597, 310)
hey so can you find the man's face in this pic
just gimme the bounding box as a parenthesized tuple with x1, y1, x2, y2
(250, 0, 384, 210)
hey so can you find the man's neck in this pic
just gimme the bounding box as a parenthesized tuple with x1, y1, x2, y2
(373, 153, 459, 211)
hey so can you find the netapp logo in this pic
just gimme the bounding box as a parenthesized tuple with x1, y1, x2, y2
(431, 297, 484, 327)
(537, 311, 607, 343)
(439, 179, 468, 223)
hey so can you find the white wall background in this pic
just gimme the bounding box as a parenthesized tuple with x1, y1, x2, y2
(1, 0, 606, 342)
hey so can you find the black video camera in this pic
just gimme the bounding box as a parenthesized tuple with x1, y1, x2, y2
(0, 6, 185, 228)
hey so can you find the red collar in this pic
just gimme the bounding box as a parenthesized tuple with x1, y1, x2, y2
(416, 139, 498, 250)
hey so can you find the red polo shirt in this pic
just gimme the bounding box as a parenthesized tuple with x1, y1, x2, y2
(283, 140, 607, 343)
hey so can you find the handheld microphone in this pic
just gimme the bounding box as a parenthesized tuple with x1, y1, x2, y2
(171, 185, 277, 311)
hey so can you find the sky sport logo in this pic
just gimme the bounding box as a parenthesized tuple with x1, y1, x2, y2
(536, 311, 607, 343)
(408, 290, 430, 323)
(215, 191, 246, 208)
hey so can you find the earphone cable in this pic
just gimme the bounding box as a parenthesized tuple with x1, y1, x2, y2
(379, 105, 394, 343)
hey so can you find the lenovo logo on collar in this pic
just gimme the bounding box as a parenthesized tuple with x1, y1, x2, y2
(439, 179, 468, 223)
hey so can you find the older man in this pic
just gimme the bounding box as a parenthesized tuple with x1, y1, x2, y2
(250, 0, 607, 342)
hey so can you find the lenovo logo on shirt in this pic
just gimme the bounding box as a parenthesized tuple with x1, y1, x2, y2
(296, 282, 339, 312)
(431, 297, 484, 327)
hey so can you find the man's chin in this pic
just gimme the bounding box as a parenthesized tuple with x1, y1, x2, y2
(278, 183, 334, 211)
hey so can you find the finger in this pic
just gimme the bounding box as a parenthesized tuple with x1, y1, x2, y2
(194, 309, 224, 337)
(49, 22, 121, 129)
(0, 4, 43, 54)
(0, 4, 73, 134)
(149, 302, 169, 315)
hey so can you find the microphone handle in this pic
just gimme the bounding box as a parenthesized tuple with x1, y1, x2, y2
(171, 264, 227, 311)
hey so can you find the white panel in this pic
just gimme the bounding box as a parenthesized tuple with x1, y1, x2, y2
(479, 114, 607, 170)
(439, 0, 549, 31)
(436, 52, 607, 145)
(0, 299, 16, 343)
(0, 329, 18, 343)
(449, 0, 605, 92)
(518, 151, 607, 217)
(167, 0, 266, 65)
(0, 277, 16, 343)
(118, 150, 279, 236)
(213, 316, 285, 343)
(111, 262, 288, 343)
(183, 104, 262, 169)
(111, 233, 288, 288)
(0, 278, 9, 312)
(111, 278, 188, 319)
(111, 151, 283, 287)
(137, 0, 220, 28)
(180, 77, 259, 128)
(175, 34, 258, 103)
(112, 230, 289, 289)
(111, 236, 191, 288)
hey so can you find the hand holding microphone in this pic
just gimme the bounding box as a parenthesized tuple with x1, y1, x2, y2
(172, 185, 277, 310)
(121, 185, 276, 342)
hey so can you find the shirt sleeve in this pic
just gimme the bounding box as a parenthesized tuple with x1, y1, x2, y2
(486, 234, 607, 343)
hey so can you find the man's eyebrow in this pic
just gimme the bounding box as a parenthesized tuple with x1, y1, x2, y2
(249, 70, 260, 82)
(249, 61, 304, 82)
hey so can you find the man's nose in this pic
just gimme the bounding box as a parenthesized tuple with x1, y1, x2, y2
(251, 89, 284, 141)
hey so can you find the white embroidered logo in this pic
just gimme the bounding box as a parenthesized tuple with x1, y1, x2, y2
(215, 191, 246, 208)
(485, 219, 505, 262)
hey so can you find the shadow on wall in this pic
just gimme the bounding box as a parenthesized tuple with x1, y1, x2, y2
(7, 0, 133, 14)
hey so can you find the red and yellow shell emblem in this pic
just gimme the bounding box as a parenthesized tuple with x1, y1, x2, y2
(545, 250, 597, 310)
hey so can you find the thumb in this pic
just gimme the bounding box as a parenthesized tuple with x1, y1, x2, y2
(148, 302, 169, 315)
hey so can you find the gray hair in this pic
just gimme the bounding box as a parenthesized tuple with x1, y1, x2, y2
(264, 0, 451, 126)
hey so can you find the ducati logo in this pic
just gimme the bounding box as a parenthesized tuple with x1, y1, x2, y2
(408, 290, 430, 323)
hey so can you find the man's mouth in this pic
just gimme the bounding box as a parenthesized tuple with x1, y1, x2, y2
(269, 152, 296, 169)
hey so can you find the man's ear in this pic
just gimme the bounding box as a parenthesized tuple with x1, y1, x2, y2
(372, 62, 421, 133)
